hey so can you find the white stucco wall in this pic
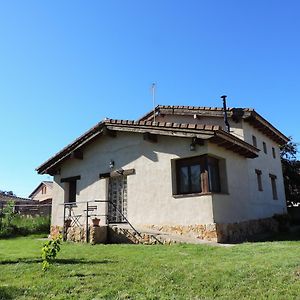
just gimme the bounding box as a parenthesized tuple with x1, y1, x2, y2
(31, 185, 53, 202)
(52, 133, 214, 227)
(211, 121, 286, 224)
(51, 116, 287, 228)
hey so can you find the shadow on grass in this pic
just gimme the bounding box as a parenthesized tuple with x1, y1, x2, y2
(0, 258, 116, 265)
(0, 286, 25, 300)
(247, 226, 300, 243)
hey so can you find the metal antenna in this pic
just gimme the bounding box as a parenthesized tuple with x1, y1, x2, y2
(152, 83, 156, 123)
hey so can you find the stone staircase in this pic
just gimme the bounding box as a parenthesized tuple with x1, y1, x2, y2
(108, 224, 231, 247)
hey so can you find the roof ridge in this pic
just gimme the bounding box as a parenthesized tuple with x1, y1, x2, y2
(104, 118, 222, 130)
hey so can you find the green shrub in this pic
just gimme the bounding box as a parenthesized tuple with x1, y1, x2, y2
(41, 234, 62, 271)
(0, 215, 50, 238)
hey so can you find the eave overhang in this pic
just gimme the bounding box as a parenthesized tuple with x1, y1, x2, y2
(36, 119, 259, 175)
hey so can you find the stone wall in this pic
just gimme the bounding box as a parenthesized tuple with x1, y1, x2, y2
(50, 225, 107, 244)
(108, 226, 163, 245)
(143, 224, 219, 242)
(143, 214, 289, 243)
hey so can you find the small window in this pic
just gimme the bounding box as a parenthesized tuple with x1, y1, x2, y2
(68, 181, 77, 203)
(263, 142, 267, 154)
(175, 155, 220, 195)
(255, 169, 263, 191)
(41, 186, 46, 194)
(272, 147, 276, 159)
(269, 174, 278, 200)
(252, 135, 257, 148)
(61, 175, 81, 203)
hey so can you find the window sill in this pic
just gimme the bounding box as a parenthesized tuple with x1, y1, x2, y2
(173, 192, 212, 198)
(172, 192, 229, 198)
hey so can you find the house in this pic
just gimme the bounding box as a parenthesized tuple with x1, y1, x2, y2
(36, 104, 289, 243)
(0, 193, 50, 217)
(29, 181, 53, 204)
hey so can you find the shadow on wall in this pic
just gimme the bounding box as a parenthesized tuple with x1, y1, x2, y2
(56, 132, 206, 201)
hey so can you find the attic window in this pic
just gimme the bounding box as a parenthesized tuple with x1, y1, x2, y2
(41, 186, 47, 194)
(269, 174, 278, 200)
(255, 169, 263, 191)
(263, 142, 267, 154)
(174, 155, 220, 195)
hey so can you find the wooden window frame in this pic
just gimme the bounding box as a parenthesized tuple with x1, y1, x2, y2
(175, 155, 220, 196)
(255, 169, 263, 191)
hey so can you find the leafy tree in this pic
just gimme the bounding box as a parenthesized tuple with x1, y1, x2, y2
(0, 190, 16, 196)
(280, 138, 300, 206)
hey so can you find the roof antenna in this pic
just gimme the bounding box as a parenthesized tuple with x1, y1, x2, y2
(151, 83, 156, 123)
(221, 95, 230, 132)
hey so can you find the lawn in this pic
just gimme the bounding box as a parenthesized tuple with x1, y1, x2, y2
(0, 232, 300, 300)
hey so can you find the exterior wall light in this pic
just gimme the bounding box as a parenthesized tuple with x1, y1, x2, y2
(109, 160, 115, 169)
(190, 142, 196, 151)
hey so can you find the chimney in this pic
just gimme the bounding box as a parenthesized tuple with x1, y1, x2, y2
(221, 95, 230, 132)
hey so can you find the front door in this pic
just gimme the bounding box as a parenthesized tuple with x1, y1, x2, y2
(108, 176, 128, 223)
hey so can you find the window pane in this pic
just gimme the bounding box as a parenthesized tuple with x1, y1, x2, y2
(190, 164, 201, 193)
(68, 181, 77, 203)
(179, 166, 189, 194)
(208, 159, 220, 192)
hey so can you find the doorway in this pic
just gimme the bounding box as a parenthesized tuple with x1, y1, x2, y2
(107, 175, 128, 223)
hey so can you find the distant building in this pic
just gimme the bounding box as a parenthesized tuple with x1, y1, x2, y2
(29, 181, 53, 204)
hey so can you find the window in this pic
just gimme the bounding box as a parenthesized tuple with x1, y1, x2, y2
(255, 169, 263, 191)
(272, 147, 276, 159)
(61, 175, 81, 203)
(41, 186, 46, 194)
(175, 155, 220, 195)
(269, 174, 278, 200)
(252, 135, 257, 148)
(263, 142, 267, 154)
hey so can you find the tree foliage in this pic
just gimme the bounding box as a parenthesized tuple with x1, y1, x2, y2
(0, 190, 16, 196)
(280, 138, 300, 206)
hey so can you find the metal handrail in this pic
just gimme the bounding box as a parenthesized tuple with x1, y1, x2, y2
(61, 199, 144, 242)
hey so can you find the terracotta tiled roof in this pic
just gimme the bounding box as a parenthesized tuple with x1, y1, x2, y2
(138, 105, 288, 145)
(105, 119, 222, 131)
(36, 118, 259, 175)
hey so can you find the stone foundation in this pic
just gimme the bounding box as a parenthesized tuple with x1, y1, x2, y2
(50, 225, 63, 239)
(143, 214, 289, 243)
(108, 226, 163, 245)
(143, 224, 219, 242)
(50, 225, 107, 244)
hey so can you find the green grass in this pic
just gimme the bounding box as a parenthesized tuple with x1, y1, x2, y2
(0, 233, 300, 300)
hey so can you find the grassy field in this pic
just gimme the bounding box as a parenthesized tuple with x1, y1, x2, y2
(0, 232, 300, 300)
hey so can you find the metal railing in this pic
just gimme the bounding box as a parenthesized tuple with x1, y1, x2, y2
(60, 199, 143, 243)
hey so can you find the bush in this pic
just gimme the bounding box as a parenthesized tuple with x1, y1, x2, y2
(0, 215, 50, 238)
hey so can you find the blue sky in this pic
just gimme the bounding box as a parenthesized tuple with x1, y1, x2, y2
(0, 0, 299, 197)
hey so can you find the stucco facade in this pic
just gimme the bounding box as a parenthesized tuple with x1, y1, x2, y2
(29, 181, 53, 202)
(37, 105, 289, 242)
